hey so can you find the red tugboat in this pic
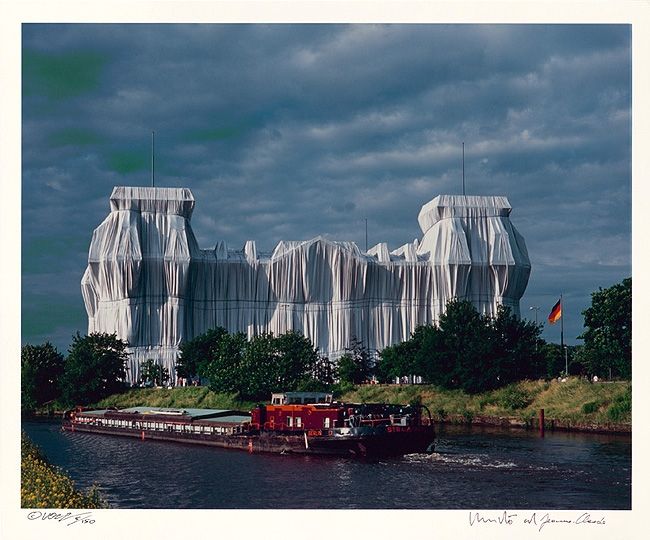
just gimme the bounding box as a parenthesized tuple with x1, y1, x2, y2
(62, 392, 435, 458)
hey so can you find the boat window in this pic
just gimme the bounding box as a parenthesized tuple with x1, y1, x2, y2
(287, 417, 293, 427)
(323, 417, 331, 428)
(295, 417, 302, 427)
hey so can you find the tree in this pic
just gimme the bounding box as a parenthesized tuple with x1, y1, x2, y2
(376, 337, 419, 383)
(309, 355, 337, 387)
(176, 327, 228, 380)
(202, 332, 247, 395)
(539, 342, 566, 378)
(579, 277, 631, 379)
(274, 331, 321, 390)
(540, 342, 584, 378)
(337, 337, 373, 384)
(375, 345, 399, 383)
(386, 300, 544, 393)
(429, 299, 492, 392)
(21, 343, 65, 411)
(187, 328, 328, 401)
(241, 332, 279, 399)
(411, 324, 443, 383)
(337, 354, 359, 385)
(139, 358, 170, 387)
(60, 333, 129, 406)
(486, 305, 544, 384)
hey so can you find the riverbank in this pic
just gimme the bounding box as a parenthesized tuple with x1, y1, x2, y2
(343, 378, 631, 434)
(21, 432, 107, 508)
(45, 377, 628, 435)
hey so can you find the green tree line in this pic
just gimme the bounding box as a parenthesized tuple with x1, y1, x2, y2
(22, 278, 631, 408)
(22, 332, 130, 412)
(375, 278, 631, 392)
(177, 329, 336, 400)
(376, 301, 545, 393)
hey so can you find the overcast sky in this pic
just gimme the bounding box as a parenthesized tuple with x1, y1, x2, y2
(21, 23, 631, 354)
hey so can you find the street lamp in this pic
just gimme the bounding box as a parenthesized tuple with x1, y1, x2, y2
(529, 306, 540, 353)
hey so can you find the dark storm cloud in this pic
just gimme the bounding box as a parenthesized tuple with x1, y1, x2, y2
(22, 23, 631, 351)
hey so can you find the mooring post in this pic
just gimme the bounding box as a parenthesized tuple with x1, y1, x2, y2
(539, 408, 545, 437)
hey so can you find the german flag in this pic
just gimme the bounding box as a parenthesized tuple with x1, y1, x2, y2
(548, 299, 562, 324)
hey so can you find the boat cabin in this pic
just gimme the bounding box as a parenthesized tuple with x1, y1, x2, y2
(270, 392, 333, 405)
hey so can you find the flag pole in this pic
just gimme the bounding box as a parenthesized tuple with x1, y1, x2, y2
(560, 295, 564, 348)
(560, 294, 569, 377)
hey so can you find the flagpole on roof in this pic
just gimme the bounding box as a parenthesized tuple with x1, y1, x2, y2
(365, 218, 368, 253)
(151, 131, 155, 188)
(462, 142, 465, 196)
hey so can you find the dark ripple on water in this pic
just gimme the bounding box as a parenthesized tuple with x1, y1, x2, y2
(22, 421, 631, 510)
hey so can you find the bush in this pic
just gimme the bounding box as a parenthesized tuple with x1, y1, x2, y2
(607, 387, 631, 422)
(498, 387, 531, 410)
(581, 401, 600, 414)
(331, 381, 355, 397)
(478, 395, 496, 410)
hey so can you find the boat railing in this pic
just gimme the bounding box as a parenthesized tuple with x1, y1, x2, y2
(358, 418, 391, 427)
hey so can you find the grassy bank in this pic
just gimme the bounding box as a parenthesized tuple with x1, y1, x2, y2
(87, 377, 631, 432)
(21, 432, 107, 508)
(342, 378, 631, 430)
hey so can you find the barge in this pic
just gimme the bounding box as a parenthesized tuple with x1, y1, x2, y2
(62, 392, 435, 458)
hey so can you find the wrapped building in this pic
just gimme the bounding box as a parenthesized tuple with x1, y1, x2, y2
(82, 187, 531, 383)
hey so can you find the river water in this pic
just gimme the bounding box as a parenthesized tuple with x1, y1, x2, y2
(22, 420, 631, 509)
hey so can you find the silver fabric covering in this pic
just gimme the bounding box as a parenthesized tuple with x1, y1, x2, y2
(82, 187, 531, 383)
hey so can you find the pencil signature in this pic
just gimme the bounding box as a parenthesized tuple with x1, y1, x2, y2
(468, 510, 606, 532)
